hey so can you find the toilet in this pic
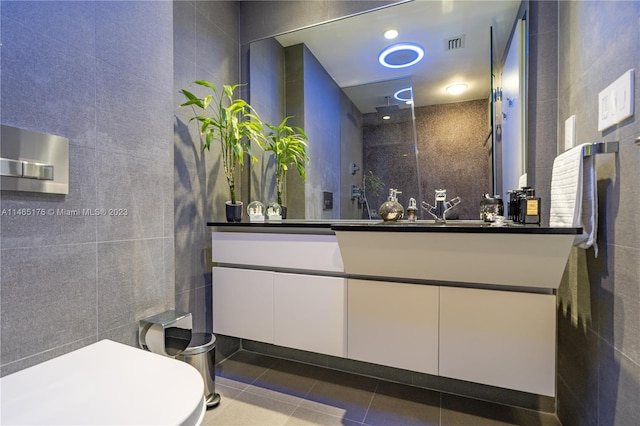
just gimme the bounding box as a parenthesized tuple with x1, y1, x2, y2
(0, 340, 206, 425)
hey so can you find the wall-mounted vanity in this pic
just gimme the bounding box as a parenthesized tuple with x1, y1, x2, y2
(208, 220, 579, 397)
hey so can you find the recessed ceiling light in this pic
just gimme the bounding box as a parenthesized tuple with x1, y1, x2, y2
(378, 43, 425, 69)
(382, 115, 391, 120)
(394, 87, 413, 103)
(446, 83, 468, 95)
(383, 29, 398, 40)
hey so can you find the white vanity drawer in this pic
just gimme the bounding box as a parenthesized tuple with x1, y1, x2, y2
(347, 279, 439, 375)
(212, 267, 274, 343)
(212, 231, 343, 272)
(439, 286, 556, 396)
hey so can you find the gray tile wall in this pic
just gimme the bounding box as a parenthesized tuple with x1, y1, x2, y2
(0, 0, 175, 376)
(172, 0, 241, 343)
(526, 1, 640, 424)
(527, 0, 559, 223)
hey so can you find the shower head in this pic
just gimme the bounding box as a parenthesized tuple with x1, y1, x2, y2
(375, 104, 400, 114)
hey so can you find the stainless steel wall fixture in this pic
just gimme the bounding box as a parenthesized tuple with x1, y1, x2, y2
(0, 125, 69, 194)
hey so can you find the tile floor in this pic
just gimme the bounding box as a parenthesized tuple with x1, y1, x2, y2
(204, 351, 561, 426)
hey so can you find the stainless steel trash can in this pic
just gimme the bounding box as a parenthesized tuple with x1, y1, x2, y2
(176, 333, 221, 409)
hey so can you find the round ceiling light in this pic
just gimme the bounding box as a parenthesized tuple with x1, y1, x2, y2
(383, 29, 398, 40)
(378, 43, 425, 69)
(394, 87, 413, 103)
(446, 83, 468, 95)
(382, 115, 391, 120)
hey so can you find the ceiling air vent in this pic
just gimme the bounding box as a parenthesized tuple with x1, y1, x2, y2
(445, 35, 465, 51)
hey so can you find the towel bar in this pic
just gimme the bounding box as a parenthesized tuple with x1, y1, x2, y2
(582, 141, 618, 156)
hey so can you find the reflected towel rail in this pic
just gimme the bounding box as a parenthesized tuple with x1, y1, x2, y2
(582, 141, 618, 156)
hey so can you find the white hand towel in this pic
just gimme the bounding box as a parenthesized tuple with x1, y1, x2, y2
(550, 143, 598, 256)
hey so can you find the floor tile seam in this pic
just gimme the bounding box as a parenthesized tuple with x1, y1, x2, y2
(360, 380, 380, 424)
(216, 379, 249, 392)
(299, 365, 382, 423)
(281, 394, 306, 426)
(256, 357, 326, 405)
(293, 369, 375, 424)
(221, 384, 302, 418)
(299, 376, 322, 405)
(202, 389, 239, 424)
(287, 400, 362, 426)
(289, 401, 364, 425)
(240, 382, 306, 408)
(251, 360, 275, 386)
(215, 377, 251, 392)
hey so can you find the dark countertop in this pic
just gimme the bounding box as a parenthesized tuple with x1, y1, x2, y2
(207, 220, 582, 235)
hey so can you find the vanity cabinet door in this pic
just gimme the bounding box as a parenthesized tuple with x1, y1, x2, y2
(212, 267, 274, 343)
(274, 273, 346, 357)
(439, 286, 556, 396)
(347, 279, 439, 375)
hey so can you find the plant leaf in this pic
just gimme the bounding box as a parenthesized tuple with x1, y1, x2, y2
(194, 80, 216, 91)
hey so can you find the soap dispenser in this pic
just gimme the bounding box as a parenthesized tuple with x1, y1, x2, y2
(379, 189, 404, 221)
(407, 197, 418, 221)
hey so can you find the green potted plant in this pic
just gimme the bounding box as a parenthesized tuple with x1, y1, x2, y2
(263, 117, 310, 218)
(180, 80, 265, 222)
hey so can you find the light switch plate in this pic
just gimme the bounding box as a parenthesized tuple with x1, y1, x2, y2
(613, 69, 634, 123)
(598, 69, 635, 131)
(564, 115, 576, 151)
(598, 87, 616, 131)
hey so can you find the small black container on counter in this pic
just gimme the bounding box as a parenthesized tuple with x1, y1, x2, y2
(519, 188, 541, 224)
(507, 187, 541, 224)
(507, 190, 522, 221)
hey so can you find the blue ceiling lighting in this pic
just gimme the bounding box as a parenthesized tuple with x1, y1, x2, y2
(378, 43, 425, 69)
(394, 87, 413, 103)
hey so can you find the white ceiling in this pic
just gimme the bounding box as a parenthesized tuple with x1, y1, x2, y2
(275, 0, 521, 113)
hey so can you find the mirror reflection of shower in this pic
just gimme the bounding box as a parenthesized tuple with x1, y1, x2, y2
(343, 77, 420, 219)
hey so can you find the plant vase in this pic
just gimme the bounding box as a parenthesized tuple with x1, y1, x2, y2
(225, 201, 243, 223)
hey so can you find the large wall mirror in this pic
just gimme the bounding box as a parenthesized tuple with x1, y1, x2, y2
(248, 0, 525, 220)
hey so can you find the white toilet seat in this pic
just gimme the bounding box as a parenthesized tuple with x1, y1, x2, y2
(1, 339, 206, 425)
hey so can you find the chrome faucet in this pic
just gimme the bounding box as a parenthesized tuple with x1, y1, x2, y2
(421, 189, 461, 222)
